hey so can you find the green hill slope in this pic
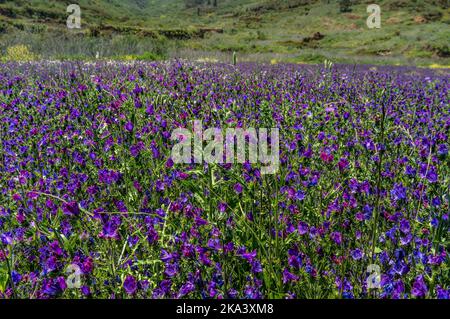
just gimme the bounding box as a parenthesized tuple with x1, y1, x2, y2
(0, 0, 449, 65)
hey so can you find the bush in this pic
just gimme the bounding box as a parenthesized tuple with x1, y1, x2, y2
(339, 0, 352, 13)
(423, 9, 443, 22)
(295, 52, 327, 64)
(113, 52, 166, 61)
(135, 51, 166, 61)
(28, 24, 48, 34)
(2, 45, 38, 62)
(0, 23, 7, 34)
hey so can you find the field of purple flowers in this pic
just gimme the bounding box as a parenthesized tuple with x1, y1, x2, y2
(0, 61, 448, 299)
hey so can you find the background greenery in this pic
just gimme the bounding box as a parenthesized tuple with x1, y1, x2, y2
(0, 0, 449, 65)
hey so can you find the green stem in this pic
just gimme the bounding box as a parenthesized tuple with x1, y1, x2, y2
(371, 91, 387, 262)
(1, 246, 17, 299)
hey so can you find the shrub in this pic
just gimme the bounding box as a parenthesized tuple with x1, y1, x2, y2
(135, 51, 166, 61)
(339, 0, 352, 13)
(0, 23, 7, 34)
(3, 45, 38, 62)
(423, 9, 443, 22)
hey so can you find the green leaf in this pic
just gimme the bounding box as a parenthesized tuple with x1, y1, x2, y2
(0, 263, 8, 293)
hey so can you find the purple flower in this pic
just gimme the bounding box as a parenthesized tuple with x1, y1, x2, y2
(330, 231, 343, 245)
(392, 280, 405, 299)
(437, 144, 448, 157)
(399, 219, 411, 234)
(160, 250, 176, 263)
(419, 164, 438, 183)
(0, 233, 13, 245)
(81, 285, 91, 296)
(11, 271, 22, 284)
(166, 158, 174, 168)
(239, 249, 257, 262)
(431, 196, 441, 207)
(400, 233, 412, 246)
(125, 121, 134, 132)
(405, 165, 416, 177)
(390, 183, 407, 201)
(436, 286, 449, 299)
(178, 281, 195, 298)
(363, 205, 373, 220)
(1, 59, 449, 300)
(164, 263, 179, 277)
(123, 275, 137, 295)
(227, 289, 239, 298)
(98, 169, 121, 185)
(251, 260, 263, 273)
(295, 190, 305, 201)
(351, 249, 363, 260)
(62, 201, 80, 216)
(233, 183, 243, 194)
(282, 268, 299, 284)
(298, 222, 308, 235)
(411, 275, 428, 298)
(41, 278, 63, 296)
(130, 141, 145, 157)
(100, 220, 120, 240)
(218, 202, 227, 212)
(337, 158, 349, 171)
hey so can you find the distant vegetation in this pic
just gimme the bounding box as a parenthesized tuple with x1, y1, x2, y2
(0, 0, 449, 65)
(184, 0, 218, 8)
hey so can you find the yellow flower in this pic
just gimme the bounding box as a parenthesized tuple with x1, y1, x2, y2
(4, 45, 38, 62)
(428, 64, 450, 69)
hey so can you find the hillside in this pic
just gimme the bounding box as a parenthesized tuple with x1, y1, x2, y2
(0, 0, 449, 65)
